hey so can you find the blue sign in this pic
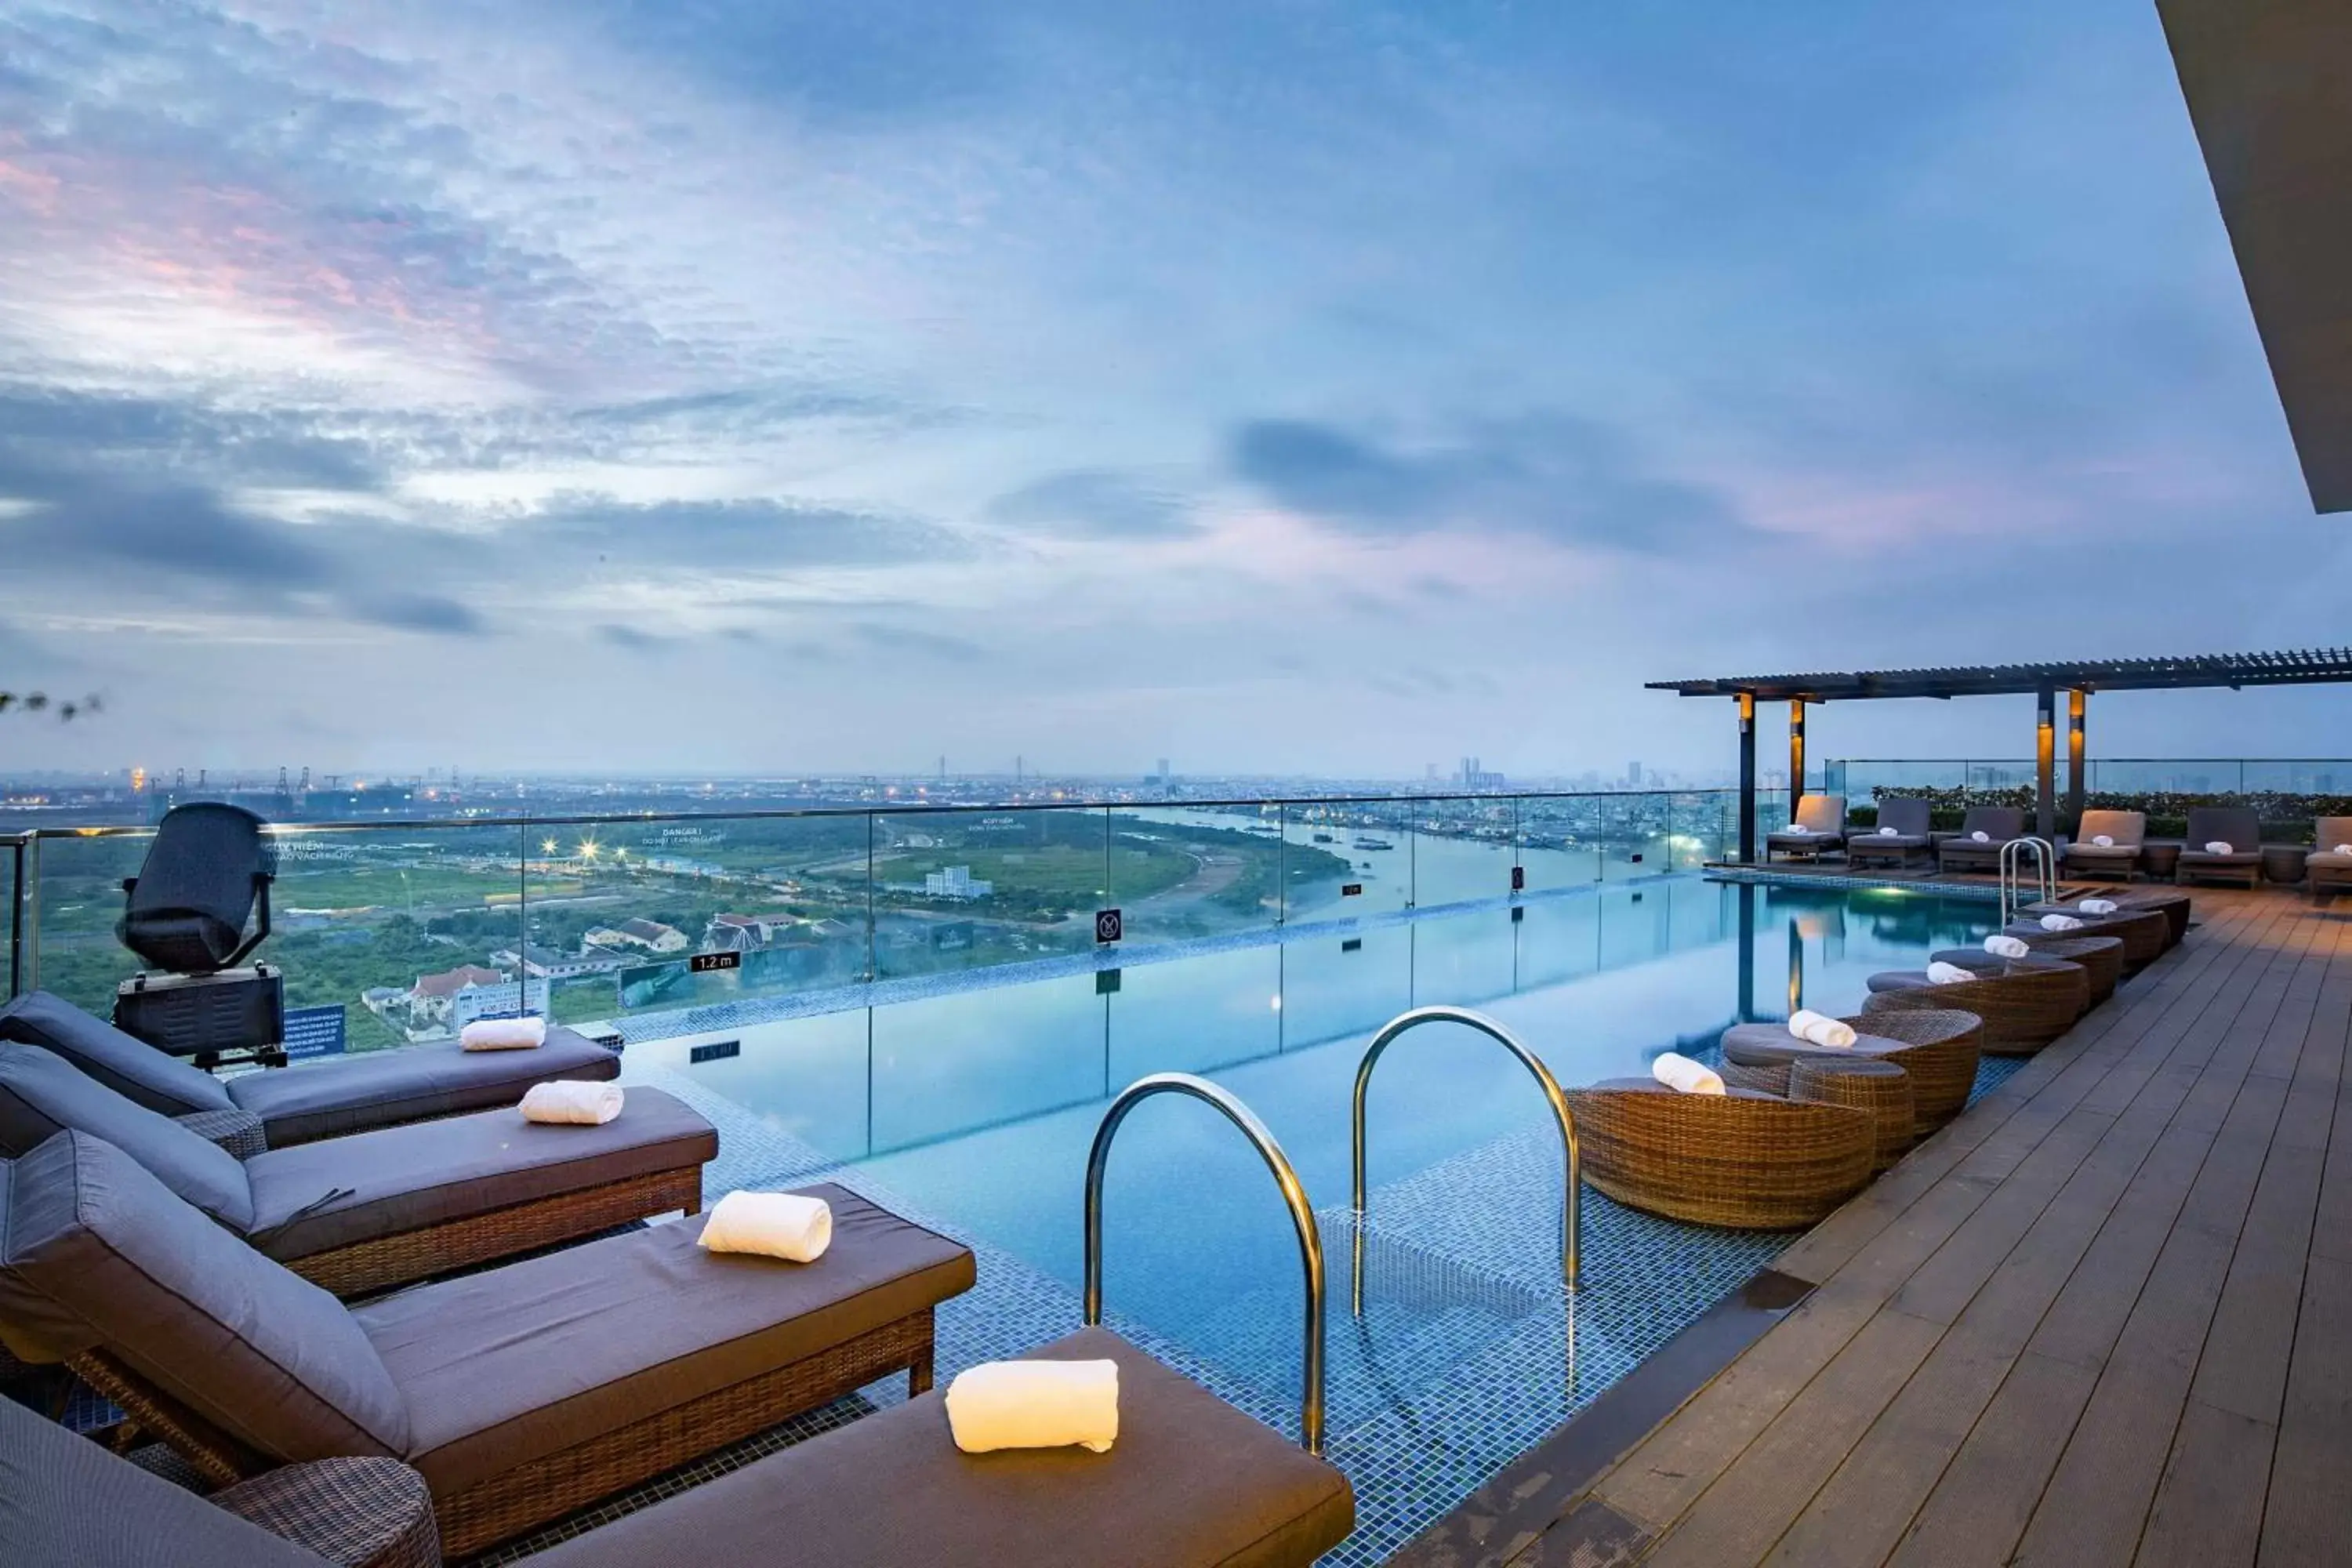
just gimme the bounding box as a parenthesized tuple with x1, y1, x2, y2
(283, 1004, 348, 1061)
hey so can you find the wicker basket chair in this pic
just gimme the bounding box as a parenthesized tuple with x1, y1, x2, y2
(2105, 888, 2191, 948)
(1562, 1080, 1875, 1229)
(2016, 904, 2169, 970)
(1861, 954, 2087, 1055)
(1979, 933, 2125, 1004)
(1720, 1007, 1983, 1132)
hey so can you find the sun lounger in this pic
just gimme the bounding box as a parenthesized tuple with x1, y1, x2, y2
(2172, 806, 2263, 887)
(0, 1393, 439, 1568)
(2060, 809, 2145, 882)
(2307, 817, 2352, 898)
(1764, 793, 1848, 862)
(1933, 807, 2027, 874)
(0, 1042, 713, 1296)
(1560, 1077, 1875, 1228)
(1844, 797, 1933, 869)
(1719, 1007, 1982, 1132)
(527, 1326, 1355, 1568)
(1, 989, 621, 1147)
(0, 1131, 975, 1557)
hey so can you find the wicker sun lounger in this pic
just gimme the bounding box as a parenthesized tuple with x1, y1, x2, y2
(2, 1394, 439, 1568)
(1560, 1078, 1875, 1229)
(1765, 793, 1848, 862)
(0, 1042, 713, 1297)
(1845, 797, 1933, 870)
(1, 990, 621, 1148)
(2015, 902, 2172, 971)
(1934, 807, 2027, 874)
(2172, 807, 2263, 887)
(2060, 809, 2145, 883)
(1981, 934, 2125, 1004)
(1861, 953, 2086, 1054)
(2307, 817, 2352, 898)
(529, 1327, 1356, 1568)
(0, 1131, 976, 1559)
(1719, 1007, 1983, 1133)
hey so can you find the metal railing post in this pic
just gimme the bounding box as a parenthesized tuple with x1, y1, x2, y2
(1083, 1072, 1327, 1453)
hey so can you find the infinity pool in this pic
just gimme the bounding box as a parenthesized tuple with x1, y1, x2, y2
(606, 876, 2002, 1564)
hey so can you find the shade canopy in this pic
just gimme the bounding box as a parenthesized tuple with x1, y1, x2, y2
(1646, 649, 2352, 704)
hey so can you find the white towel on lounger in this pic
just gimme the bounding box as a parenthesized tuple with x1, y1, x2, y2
(2203, 840, 2234, 855)
(2040, 913, 2083, 931)
(946, 1359, 1120, 1454)
(2337, 844, 2352, 855)
(1787, 1009, 1857, 1049)
(2078, 898, 2118, 915)
(1878, 826, 1898, 837)
(1784, 822, 1809, 835)
(1652, 1052, 1725, 1095)
(1970, 830, 1990, 842)
(1984, 935, 2030, 959)
(2092, 834, 2114, 847)
(460, 1015, 546, 1051)
(520, 1081, 622, 1124)
(1926, 960, 1975, 985)
(700, 1191, 834, 1262)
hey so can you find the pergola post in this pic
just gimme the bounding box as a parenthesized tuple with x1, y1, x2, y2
(1788, 699, 1807, 801)
(2066, 689, 2087, 829)
(2034, 685, 2057, 841)
(1737, 691, 1757, 864)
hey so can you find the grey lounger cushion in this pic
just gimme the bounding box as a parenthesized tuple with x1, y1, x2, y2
(0, 989, 234, 1117)
(0, 1043, 255, 1229)
(226, 1028, 620, 1146)
(0, 1392, 330, 1568)
(243, 1089, 717, 1260)
(354, 1183, 976, 1497)
(525, 1326, 1354, 1568)
(0, 1131, 411, 1459)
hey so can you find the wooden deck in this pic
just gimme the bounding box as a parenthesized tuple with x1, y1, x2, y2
(1402, 887, 2352, 1567)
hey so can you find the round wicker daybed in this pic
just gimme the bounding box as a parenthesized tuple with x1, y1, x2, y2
(1720, 1007, 1983, 1133)
(1562, 1080, 1875, 1229)
(1861, 953, 2087, 1055)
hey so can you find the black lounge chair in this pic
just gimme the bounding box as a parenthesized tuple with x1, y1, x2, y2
(0, 1393, 437, 1568)
(1935, 806, 2027, 873)
(2173, 806, 2262, 887)
(0, 1131, 975, 1559)
(2308, 817, 2352, 898)
(0, 1041, 713, 1297)
(1846, 797, 1933, 869)
(529, 1326, 1355, 1568)
(1, 989, 620, 1147)
(118, 803, 276, 975)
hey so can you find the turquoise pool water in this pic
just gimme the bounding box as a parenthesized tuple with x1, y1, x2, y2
(606, 875, 2001, 1563)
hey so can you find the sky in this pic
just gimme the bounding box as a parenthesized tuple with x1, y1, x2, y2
(2, 0, 2348, 782)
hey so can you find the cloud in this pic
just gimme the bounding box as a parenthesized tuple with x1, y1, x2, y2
(530, 495, 966, 569)
(597, 623, 673, 652)
(1229, 415, 1751, 552)
(345, 592, 486, 636)
(851, 622, 987, 660)
(985, 468, 1200, 539)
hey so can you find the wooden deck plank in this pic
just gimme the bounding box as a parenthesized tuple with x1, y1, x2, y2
(2258, 1252, 2352, 1567)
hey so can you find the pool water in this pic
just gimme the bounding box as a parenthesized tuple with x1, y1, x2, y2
(609, 876, 2002, 1563)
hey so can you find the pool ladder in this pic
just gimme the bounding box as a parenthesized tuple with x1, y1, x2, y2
(1352, 1006, 1582, 1305)
(1998, 837, 2059, 925)
(1084, 1073, 1328, 1454)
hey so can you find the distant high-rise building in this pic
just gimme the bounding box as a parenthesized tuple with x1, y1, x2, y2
(1157, 757, 1171, 780)
(1627, 761, 1642, 786)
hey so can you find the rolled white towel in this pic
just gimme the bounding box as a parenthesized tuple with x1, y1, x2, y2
(2040, 913, 2083, 931)
(1926, 960, 1976, 985)
(520, 1081, 622, 1125)
(2092, 833, 2114, 848)
(2203, 840, 2234, 855)
(699, 1191, 834, 1263)
(1984, 935, 2031, 959)
(1970, 829, 1991, 843)
(1652, 1051, 1726, 1095)
(2336, 844, 2352, 855)
(2078, 898, 2118, 915)
(1877, 826, 1899, 837)
(460, 1015, 546, 1051)
(1784, 822, 1809, 836)
(946, 1359, 1120, 1454)
(1788, 1008, 1857, 1049)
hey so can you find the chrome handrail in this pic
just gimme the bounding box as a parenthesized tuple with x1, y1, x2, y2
(1998, 836, 2057, 924)
(1083, 1072, 1327, 1454)
(1350, 1005, 1581, 1307)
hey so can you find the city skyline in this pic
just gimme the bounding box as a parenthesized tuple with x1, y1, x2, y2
(4, 2, 2350, 780)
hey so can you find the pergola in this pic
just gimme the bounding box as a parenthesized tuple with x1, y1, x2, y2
(1648, 649, 2352, 862)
